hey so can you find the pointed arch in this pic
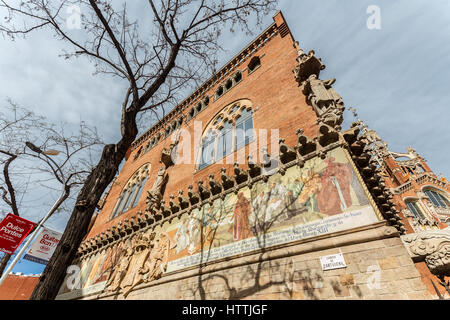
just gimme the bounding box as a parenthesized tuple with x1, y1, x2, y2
(197, 99, 254, 170)
(110, 163, 151, 220)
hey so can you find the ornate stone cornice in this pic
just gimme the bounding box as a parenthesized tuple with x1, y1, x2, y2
(401, 228, 450, 277)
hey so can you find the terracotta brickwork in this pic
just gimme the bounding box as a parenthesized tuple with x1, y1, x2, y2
(381, 151, 450, 298)
(86, 12, 318, 241)
(0, 274, 39, 300)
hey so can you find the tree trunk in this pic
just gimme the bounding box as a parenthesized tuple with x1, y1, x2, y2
(0, 155, 19, 278)
(0, 254, 12, 277)
(30, 107, 138, 299)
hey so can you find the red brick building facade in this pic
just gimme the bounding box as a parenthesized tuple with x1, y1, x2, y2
(55, 12, 448, 300)
(0, 274, 39, 300)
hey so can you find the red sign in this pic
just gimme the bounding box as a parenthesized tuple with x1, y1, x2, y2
(0, 213, 36, 255)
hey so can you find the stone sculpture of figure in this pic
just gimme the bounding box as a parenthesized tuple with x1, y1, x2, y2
(145, 167, 168, 213)
(122, 232, 155, 298)
(303, 74, 344, 115)
(141, 233, 171, 283)
(302, 74, 345, 129)
(105, 246, 134, 293)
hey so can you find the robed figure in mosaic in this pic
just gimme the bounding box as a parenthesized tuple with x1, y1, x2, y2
(317, 157, 353, 215)
(230, 192, 253, 240)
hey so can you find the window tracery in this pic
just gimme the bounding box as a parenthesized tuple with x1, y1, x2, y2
(110, 164, 151, 219)
(424, 188, 449, 209)
(198, 99, 254, 170)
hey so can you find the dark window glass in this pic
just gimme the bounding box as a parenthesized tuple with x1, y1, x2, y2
(406, 201, 425, 219)
(234, 72, 242, 83)
(425, 190, 447, 208)
(216, 86, 224, 97)
(122, 184, 137, 213)
(200, 132, 216, 169)
(235, 110, 254, 149)
(131, 176, 148, 208)
(248, 56, 261, 72)
(225, 79, 233, 90)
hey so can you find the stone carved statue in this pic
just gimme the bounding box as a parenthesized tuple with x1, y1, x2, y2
(145, 167, 168, 214)
(390, 147, 420, 161)
(105, 246, 134, 293)
(292, 41, 325, 85)
(303, 74, 345, 128)
(121, 232, 155, 298)
(104, 231, 172, 298)
(141, 233, 172, 283)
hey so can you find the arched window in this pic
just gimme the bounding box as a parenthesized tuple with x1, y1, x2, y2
(196, 102, 203, 114)
(198, 99, 254, 170)
(204, 96, 210, 107)
(225, 79, 233, 91)
(143, 140, 152, 154)
(424, 189, 449, 208)
(133, 147, 142, 161)
(405, 201, 425, 220)
(216, 86, 224, 98)
(234, 71, 242, 83)
(110, 164, 150, 219)
(248, 56, 261, 73)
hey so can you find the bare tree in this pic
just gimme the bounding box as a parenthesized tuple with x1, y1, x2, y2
(0, 100, 102, 278)
(0, 0, 278, 299)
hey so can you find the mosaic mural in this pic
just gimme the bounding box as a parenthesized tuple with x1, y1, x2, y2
(165, 148, 379, 272)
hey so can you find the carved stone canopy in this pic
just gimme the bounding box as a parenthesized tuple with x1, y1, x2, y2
(292, 42, 326, 86)
(160, 143, 176, 167)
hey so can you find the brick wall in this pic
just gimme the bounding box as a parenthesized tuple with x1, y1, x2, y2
(86, 12, 318, 241)
(0, 275, 39, 300)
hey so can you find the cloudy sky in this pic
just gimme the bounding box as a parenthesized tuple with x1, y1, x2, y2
(1, 0, 449, 274)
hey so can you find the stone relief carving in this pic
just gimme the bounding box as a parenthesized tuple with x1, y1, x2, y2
(425, 244, 450, 277)
(105, 246, 134, 293)
(402, 229, 450, 278)
(141, 233, 172, 283)
(121, 232, 155, 298)
(104, 231, 173, 298)
(145, 167, 168, 214)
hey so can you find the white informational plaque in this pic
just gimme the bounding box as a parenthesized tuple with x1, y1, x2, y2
(320, 253, 347, 271)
